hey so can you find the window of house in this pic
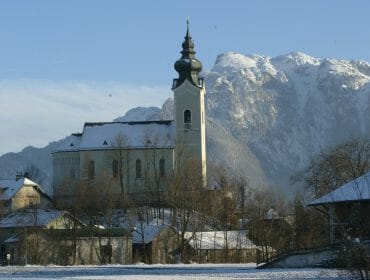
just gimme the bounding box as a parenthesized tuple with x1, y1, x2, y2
(28, 201, 34, 208)
(100, 244, 112, 262)
(59, 245, 73, 265)
(136, 159, 142, 178)
(159, 158, 165, 177)
(88, 160, 95, 180)
(112, 160, 118, 178)
(184, 109, 191, 124)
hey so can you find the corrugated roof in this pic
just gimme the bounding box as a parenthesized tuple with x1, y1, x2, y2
(309, 171, 370, 206)
(54, 121, 175, 153)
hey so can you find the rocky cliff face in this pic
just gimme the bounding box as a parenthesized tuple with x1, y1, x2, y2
(1, 52, 369, 193)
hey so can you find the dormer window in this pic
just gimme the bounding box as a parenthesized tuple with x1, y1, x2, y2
(103, 140, 108, 146)
(184, 109, 191, 124)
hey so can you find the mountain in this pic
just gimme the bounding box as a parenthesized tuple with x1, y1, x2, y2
(0, 140, 64, 194)
(1, 51, 369, 194)
(205, 51, 370, 190)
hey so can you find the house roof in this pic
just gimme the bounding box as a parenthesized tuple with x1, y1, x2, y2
(0, 177, 48, 201)
(0, 209, 66, 228)
(4, 228, 131, 244)
(44, 227, 132, 238)
(54, 121, 175, 153)
(132, 224, 169, 244)
(184, 230, 258, 250)
(309, 171, 370, 206)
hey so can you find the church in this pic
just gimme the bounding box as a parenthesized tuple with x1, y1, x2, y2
(52, 23, 207, 206)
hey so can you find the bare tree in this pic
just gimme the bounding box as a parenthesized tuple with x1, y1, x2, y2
(23, 164, 47, 186)
(297, 137, 370, 199)
(111, 133, 129, 209)
(166, 158, 205, 262)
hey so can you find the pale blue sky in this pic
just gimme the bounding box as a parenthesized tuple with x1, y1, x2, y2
(1, 1, 370, 85)
(0, 0, 370, 155)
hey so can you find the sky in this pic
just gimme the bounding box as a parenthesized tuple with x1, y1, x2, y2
(1, 0, 370, 156)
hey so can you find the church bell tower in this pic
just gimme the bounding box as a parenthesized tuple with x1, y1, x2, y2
(172, 21, 206, 186)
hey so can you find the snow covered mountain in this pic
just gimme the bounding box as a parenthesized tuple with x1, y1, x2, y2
(1, 51, 369, 193)
(205, 51, 370, 190)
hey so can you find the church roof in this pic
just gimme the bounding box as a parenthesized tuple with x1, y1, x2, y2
(54, 120, 175, 153)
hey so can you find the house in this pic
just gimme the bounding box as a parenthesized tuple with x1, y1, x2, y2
(309, 171, 370, 243)
(247, 215, 292, 262)
(184, 230, 262, 263)
(132, 224, 179, 264)
(0, 209, 132, 265)
(0, 208, 82, 264)
(0, 176, 52, 218)
(52, 23, 207, 207)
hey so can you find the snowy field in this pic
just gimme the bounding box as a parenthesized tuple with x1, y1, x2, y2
(0, 264, 350, 280)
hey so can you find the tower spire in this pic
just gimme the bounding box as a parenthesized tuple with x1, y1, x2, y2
(186, 18, 190, 37)
(173, 20, 203, 89)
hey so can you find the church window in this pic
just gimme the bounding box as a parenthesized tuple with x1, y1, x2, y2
(88, 160, 95, 180)
(136, 159, 142, 178)
(70, 168, 76, 179)
(184, 109, 191, 124)
(159, 158, 165, 177)
(112, 160, 118, 178)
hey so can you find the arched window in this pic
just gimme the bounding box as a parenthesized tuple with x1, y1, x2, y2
(112, 160, 118, 178)
(184, 109, 191, 124)
(70, 168, 76, 179)
(159, 158, 165, 177)
(136, 159, 142, 178)
(88, 160, 95, 180)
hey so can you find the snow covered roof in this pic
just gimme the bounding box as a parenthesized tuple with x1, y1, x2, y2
(309, 171, 370, 206)
(184, 231, 258, 250)
(0, 177, 47, 201)
(54, 121, 175, 153)
(0, 209, 66, 228)
(132, 224, 169, 244)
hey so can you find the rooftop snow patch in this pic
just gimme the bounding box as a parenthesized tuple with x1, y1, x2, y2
(133, 224, 169, 244)
(184, 230, 258, 250)
(54, 120, 175, 153)
(309, 171, 370, 206)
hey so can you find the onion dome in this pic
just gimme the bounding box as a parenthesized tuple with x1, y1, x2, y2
(173, 20, 203, 89)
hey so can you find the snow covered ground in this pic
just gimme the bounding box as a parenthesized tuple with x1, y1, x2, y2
(0, 264, 349, 279)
